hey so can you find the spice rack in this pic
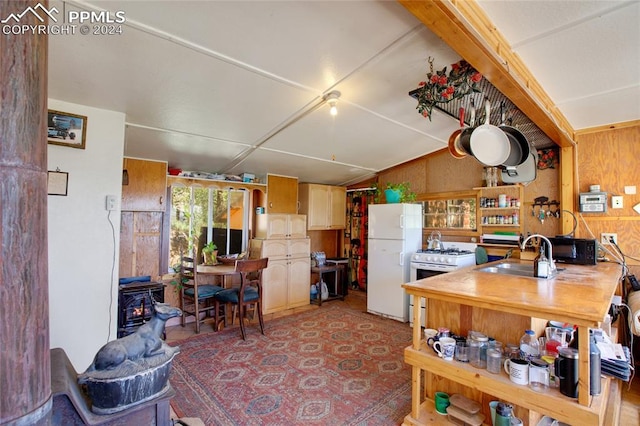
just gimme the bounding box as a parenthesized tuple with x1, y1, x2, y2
(475, 184, 524, 233)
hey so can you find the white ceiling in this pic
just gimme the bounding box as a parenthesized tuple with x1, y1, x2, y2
(46, 1, 640, 186)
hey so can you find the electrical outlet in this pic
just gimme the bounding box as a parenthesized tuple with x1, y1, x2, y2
(106, 195, 118, 211)
(611, 196, 623, 209)
(601, 233, 617, 245)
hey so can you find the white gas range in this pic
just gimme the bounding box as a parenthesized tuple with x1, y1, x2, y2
(409, 242, 477, 327)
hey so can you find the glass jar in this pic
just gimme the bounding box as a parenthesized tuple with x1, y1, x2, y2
(505, 343, 520, 360)
(487, 347, 503, 374)
(469, 334, 489, 369)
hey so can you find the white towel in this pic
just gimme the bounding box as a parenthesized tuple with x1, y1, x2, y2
(627, 291, 640, 336)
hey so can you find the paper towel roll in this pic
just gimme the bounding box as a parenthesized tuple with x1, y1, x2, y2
(627, 291, 640, 336)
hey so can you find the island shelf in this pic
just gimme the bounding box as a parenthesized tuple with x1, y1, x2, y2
(402, 259, 621, 426)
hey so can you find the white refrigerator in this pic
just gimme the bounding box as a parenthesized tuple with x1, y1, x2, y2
(367, 203, 423, 322)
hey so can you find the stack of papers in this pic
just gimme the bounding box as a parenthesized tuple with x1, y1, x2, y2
(597, 342, 633, 381)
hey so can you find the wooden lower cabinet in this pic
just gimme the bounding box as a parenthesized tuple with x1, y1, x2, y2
(251, 238, 310, 314)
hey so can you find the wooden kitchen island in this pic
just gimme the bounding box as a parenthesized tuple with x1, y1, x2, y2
(402, 259, 621, 426)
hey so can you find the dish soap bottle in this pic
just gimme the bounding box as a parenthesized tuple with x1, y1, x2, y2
(534, 244, 550, 278)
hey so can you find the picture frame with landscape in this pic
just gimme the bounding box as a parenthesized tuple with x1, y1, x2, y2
(47, 110, 87, 149)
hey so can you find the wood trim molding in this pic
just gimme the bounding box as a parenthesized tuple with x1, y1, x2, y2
(398, 0, 575, 147)
(574, 119, 640, 137)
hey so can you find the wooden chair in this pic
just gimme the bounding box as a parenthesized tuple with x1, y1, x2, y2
(213, 258, 268, 340)
(179, 254, 224, 333)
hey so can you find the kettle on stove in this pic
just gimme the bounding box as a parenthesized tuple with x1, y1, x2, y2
(427, 230, 443, 251)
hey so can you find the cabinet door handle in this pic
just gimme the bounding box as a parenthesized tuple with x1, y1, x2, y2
(159, 196, 163, 205)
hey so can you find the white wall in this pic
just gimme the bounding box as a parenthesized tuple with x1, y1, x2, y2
(47, 99, 125, 372)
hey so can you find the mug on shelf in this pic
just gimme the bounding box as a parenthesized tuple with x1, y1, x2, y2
(504, 358, 529, 385)
(434, 391, 450, 415)
(433, 337, 456, 361)
(424, 328, 438, 345)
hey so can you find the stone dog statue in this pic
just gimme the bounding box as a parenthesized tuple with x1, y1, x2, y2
(87, 302, 182, 372)
(78, 301, 182, 414)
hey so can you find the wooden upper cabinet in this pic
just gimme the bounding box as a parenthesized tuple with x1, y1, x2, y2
(121, 158, 167, 211)
(255, 214, 307, 239)
(298, 183, 346, 230)
(266, 174, 298, 214)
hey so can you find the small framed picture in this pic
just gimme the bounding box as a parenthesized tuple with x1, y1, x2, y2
(47, 110, 87, 149)
(48, 170, 69, 196)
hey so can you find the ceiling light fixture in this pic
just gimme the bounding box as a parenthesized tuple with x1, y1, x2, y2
(324, 90, 341, 116)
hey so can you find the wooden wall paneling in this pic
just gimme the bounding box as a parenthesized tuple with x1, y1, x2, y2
(377, 157, 427, 195)
(521, 167, 561, 237)
(575, 126, 640, 272)
(576, 133, 619, 194)
(119, 212, 134, 278)
(559, 145, 577, 235)
(471, 308, 535, 348)
(426, 151, 484, 193)
(307, 230, 339, 258)
(119, 211, 163, 280)
(134, 212, 163, 280)
(378, 150, 485, 196)
(427, 299, 461, 335)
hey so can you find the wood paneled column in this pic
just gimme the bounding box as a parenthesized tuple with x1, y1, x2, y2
(0, 1, 51, 424)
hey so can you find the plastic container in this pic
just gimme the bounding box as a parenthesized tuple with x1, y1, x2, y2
(520, 330, 540, 361)
(529, 359, 550, 391)
(487, 347, 503, 374)
(469, 334, 489, 369)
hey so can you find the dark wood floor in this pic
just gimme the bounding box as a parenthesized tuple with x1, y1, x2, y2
(166, 289, 640, 424)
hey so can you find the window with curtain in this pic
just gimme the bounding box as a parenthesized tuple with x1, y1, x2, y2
(169, 186, 248, 269)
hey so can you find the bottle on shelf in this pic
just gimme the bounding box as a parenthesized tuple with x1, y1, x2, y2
(520, 329, 540, 361)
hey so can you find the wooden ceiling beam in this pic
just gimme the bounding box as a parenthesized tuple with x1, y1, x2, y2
(399, 0, 575, 148)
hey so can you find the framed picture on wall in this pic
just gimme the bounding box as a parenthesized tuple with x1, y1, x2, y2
(47, 110, 87, 149)
(47, 170, 69, 196)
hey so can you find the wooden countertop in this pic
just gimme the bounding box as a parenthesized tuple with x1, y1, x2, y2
(402, 259, 621, 327)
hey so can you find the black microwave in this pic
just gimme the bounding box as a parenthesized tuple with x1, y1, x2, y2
(548, 237, 597, 265)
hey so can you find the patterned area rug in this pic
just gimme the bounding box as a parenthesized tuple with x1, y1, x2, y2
(169, 304, 412, 425)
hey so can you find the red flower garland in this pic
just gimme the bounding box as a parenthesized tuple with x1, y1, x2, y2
(415, 58, 483, 121)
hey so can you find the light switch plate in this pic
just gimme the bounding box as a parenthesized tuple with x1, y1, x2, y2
(625, 186, 636, 195)
(612, 196, 623, 209)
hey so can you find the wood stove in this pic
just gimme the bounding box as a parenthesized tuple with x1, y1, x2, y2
(118, 278, 165, 338)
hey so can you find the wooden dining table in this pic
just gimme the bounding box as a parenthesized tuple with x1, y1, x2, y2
(197, 263, 239, 288)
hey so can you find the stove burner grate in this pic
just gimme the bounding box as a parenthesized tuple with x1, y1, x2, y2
(417, 249, 474, 256)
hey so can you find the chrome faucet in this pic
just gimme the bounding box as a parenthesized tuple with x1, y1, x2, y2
(521, 234, 557, 278)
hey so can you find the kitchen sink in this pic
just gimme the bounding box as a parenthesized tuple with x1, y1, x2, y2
(475, 262, 554, 278)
